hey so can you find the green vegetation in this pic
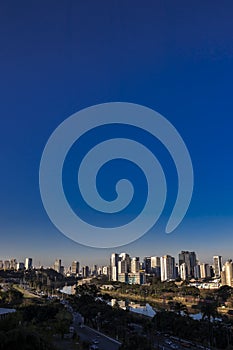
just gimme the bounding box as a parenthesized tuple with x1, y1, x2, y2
(0, 327, 56, 350)
(0, 286, 23, 306)
(2, 271, 233, 349)
(70, 282, 233, 349)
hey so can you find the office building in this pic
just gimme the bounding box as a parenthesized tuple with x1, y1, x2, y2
(160, 255, 176, 282)
(71, 261, 79, 275)
(10, 258, 17, 270)
(102, 266, 110, 276)
(180, 263, 187, 280)
(131, 257, 140, 273)
(17, 262, 25, 271)
(110, 253, 119, 281)
(54, 259, 61, 273)
(119, 253, 131, 272)
(194, 264, 201, 279)
(222, 260, 233, 287)
(179, 251, 197, 278)
(144, 257, 152, 274)
(118, 273, 128, 283)
(128, 272, 145, 285)
(4, 260, 10, 270)
(91, 264, 98, 276)
(82, 266, 89, 278)
(25, 258, 33, 270)
(200, 263, 211, 278)
(118, 259, 128, 274)
(213, 256, 222, 278)
(151, 256, 161, 277)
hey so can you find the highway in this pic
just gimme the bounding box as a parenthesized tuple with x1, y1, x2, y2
(75, 324, 121, 350)
(72, 308, 121, 350)
(63, 300, 208, 350)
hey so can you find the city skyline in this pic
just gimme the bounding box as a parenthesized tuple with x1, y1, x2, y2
(1, 250, 231, 288)
(0, 249, 229, 271)
(1, 2, 233, 264)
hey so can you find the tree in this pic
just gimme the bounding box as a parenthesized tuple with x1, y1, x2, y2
(200, 301, 218, 347)
(55, 309, 72, 339)
(0, 328, 56, 350)
(120, 334, 151, 350)
(201, 301, 218, 322)
(168, 301, 187, 315)
(216, 285, 233, 303)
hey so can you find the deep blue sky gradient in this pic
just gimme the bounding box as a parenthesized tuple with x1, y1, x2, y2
(1, 1, 233, 267)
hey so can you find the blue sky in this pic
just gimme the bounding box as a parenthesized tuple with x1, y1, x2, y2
(1, 1, 233, 267)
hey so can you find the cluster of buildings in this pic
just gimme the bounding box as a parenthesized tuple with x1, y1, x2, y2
(0, 256, 98, 279)
(0, 257, 32, 271)
(2, 251, 233, 289)
(109, 252, 225, 285)
(53, 258, 98, 278)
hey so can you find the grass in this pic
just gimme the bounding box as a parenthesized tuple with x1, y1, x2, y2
(13, 284, 41, 299)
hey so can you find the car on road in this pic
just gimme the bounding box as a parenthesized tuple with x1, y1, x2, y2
(90, 345, 99, 350)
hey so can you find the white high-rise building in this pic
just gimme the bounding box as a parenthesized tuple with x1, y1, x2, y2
(160, 255, 175, 282)
(25, 258, 33, 270)
(131, 257, 140, 273)
(213, 256, 222, 278)
(118, 259, 127, 274)
(110, 253, 119, 281)
(102, 266, 109, 276)
(119, 253, 131, 272)
(224, 260, 233, 287)
(180, 263, 187, 280)
(112, 266, 118, 281)
(4, 260, 10, 270)
(200, 263, 211, 278)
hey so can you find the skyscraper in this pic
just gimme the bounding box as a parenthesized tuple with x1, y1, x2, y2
(178, 251, 197, 278)
(17, 262, 25, 271)
(144, 257, 152, 274)
(25, 258, 33, 270)
(82, 266, 89, 278)
(54, 259, 61, 273)
(160, 255, 176, 282)
(213, 256, 222, 278)
(110, 253, 119, 281)
(200, 263, 211, 278)
(10, 258, 17, 270)
(151, 256, 161, 277)
(119, 253, 131, 272)
(118, 259, 127, 274)
(131, 257, 140, 273)
(71, 261, 80, 275)
(222, 260, 233, 287)
(4, 260, 10, 270)
(180, 263, 187, 280)
(102, 266, 109, 276)
(194, 264, 201, 279)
